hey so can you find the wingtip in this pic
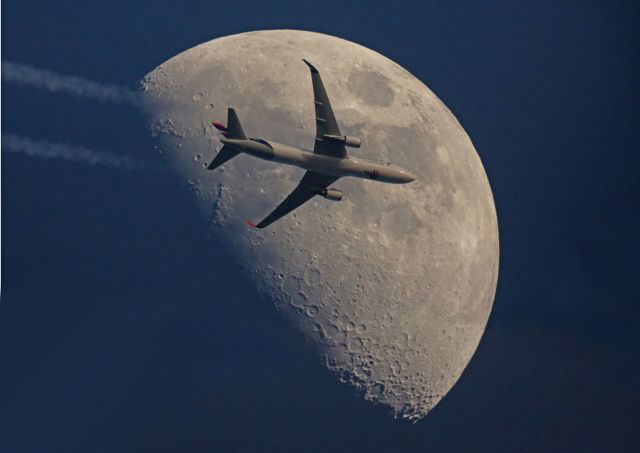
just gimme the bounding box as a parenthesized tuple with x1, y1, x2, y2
(245, 219, 258, 229)
(302, 59, 318, 73)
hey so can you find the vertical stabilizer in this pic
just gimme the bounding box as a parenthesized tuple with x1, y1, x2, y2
(226, 108, 246, 139)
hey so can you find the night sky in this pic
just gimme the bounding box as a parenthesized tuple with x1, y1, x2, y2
(2, 1, 639, 452)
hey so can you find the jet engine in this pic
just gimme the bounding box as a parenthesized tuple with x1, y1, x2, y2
(319, 188, 343, 201)
(323, 134, 362, 148)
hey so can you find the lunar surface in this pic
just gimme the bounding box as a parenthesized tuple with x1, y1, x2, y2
(141, 30, 499, 420)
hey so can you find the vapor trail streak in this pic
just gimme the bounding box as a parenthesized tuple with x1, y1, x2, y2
(2, 134, 163, 171)
(2, 61, 142, 107)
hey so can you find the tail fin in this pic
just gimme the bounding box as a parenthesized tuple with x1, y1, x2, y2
(207, 108, 246, 170)
(226, 108, 246, 139)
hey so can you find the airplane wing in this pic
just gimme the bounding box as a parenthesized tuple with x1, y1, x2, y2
(302, 59, 347, 159)
(252, 171, 339, 229)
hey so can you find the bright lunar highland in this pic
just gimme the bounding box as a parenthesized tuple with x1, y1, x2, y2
(142, 30, 499, 420)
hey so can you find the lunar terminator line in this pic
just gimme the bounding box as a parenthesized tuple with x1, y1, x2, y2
(206, 59, 416, 228)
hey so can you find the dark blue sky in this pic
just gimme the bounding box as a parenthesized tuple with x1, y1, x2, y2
(2, 1, 639, 452)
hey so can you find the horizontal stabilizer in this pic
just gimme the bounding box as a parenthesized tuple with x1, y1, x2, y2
(207, 145, 239, 171)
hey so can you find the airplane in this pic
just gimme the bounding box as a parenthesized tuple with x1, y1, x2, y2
(206, 59, 416, 229)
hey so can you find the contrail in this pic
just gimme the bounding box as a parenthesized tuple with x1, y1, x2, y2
(2, 133, 164, 171)
(2, 61, 142, 107)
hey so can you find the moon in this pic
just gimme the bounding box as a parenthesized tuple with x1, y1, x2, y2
(141, 30, 499, 421)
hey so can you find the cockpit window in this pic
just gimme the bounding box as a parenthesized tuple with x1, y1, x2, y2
(249, 138, 273, 149)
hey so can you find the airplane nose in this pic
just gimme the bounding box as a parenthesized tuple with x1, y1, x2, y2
(400, 170, 416, 183)
(389, 166, 416, 183)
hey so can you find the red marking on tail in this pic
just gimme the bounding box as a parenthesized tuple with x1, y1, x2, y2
(245, 219, 257, 228)
(211, 121, 228, 131)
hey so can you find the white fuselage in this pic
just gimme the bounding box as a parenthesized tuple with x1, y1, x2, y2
(222, 138, 416, 184)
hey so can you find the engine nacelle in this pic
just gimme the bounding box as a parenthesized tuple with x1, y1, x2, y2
(323, 134, 362, 148)
(319, 188, 343, 201)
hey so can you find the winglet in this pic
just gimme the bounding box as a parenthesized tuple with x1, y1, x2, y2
(245, 219, 258, 229)
(302, 59, 318, 74)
